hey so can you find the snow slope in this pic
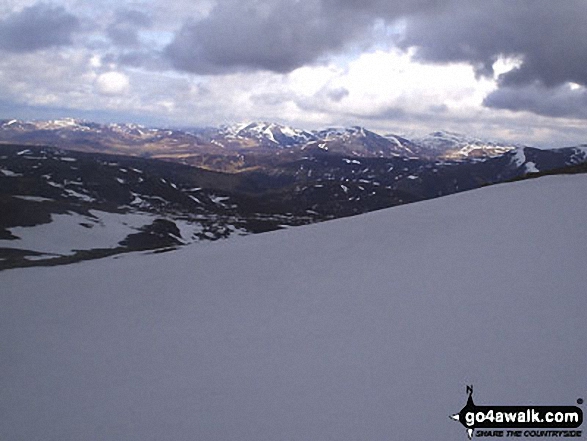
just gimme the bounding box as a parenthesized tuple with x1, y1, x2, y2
(2, 175, 587, 440)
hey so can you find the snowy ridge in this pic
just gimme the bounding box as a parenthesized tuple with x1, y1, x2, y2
(0, 118, 188, 140)
(571, 146, 587, 163)
(511, 146, 526, 167)
(222, 122, 316, 147)
(415, 130, 518, 158)
(311, 126, 421, 157)
(515, 150, 540, 174)
(1, 119, 586, 168)
(34, 118, 87, 130)
(314, 126, 348, 139)
(2, 175, 586, 440)
(316, 126, 369, 140)
(1, 118, 584, 163)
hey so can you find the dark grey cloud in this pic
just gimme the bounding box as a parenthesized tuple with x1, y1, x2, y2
(395, 0, 587, 117)
(325, 87, 349, 103)
(107, 9, 152, 47)
(0, 3, 79, 52)
(164, 0, 587, 95)
(484, 84, 587, 119)
(164, 0, 375, 74)
(163, 0, 447, 75)
(357, 105, 407, 121)
(323, 0, 442, 17)
(401, 0, 587, 88)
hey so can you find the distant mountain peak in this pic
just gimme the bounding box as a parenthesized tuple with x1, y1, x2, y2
(414, 130, 518, 159)
(221, 121, 316, 147)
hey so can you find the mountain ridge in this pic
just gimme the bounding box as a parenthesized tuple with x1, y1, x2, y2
(1, 140, 586, 270)
(0, 118, 544, 168)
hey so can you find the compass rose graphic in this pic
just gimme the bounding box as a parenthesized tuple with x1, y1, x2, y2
(450, 385, 475, 440)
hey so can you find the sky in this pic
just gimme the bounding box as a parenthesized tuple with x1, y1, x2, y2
(0, 0, 587, 146)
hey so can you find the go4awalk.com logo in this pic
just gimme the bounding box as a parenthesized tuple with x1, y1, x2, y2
(451, 386, 583, 439)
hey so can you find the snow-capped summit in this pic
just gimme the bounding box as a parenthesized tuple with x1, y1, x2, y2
(34, 118, 93, 131)
(311, 126, 424, 157)
(415, 130, 518, 159)
(107, 122, 162, 137)
(503, 144, 587, 175)
(223, 122, 316, 147)
(315, 126, 371, 140)
(0, 118, 97, 135)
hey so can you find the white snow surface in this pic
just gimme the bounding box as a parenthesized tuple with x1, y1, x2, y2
(0, 168, 22, 177)
(0, 210, 157, 255)
(280, 125, 298, 138)
(512, 147, 527, 167)
(525, 161, 539, 173)
(2, 175, 587, 440)
(13, 195, 54, 202)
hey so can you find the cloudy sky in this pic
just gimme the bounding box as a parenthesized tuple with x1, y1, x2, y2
(0, 0, 586, 146)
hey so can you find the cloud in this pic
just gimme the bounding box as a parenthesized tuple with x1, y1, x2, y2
(326, 87, 349, 102)
(393, 0, 587, 117)
(161, 0, 476, 76)
(162, 0, 587, 98)
(484, 83, 587, 119)
(1, 0, 587, 148)
(400, 0, 587, 88)
(354, 105, 406, 121)
(107, 9, 152, 47)
(0, 2, 79, 52)
(164, 0, 376, 74)
(95, 71, 130, 95)
(428, 104, 448, 114)
(323, 0, 444, 18)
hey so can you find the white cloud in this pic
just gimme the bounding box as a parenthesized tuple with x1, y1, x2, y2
(492, 56, 524, 80)
(0, 49, 96, 105)
(95, 71, 130, 95)
(0, 1, 586, 147)
(89, 54, 102, 68)
(305, 49, 496, 117)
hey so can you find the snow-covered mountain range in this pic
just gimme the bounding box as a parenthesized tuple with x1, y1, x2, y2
(2, 173, 585, 440)
(1, 133, 586, 270)
(0, 118, 532, 164)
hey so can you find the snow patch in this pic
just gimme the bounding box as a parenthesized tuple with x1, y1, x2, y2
(64, 188, 96, 202)
(511, 147, 526, 167)
(210, 195, 230, 204)
(0, 210, 155, 255)
(13, 195, 54, 202)
(525, 162, 539, 173)
(0, 168, 22, 177)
